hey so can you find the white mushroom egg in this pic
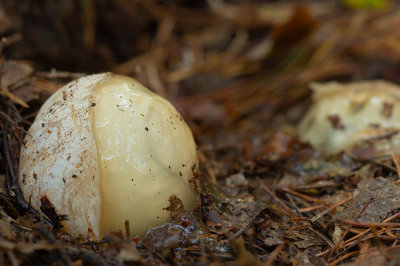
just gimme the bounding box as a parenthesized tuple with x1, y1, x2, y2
(18, 73, 199, 239)
(298, 80, 400, 155)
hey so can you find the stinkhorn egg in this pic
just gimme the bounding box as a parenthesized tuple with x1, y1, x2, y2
(18, 73, 199, 239)
(298, 80, 400, 155)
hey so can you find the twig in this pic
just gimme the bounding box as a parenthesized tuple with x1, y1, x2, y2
(231, 208, 268, 239)
(337, 211, 400, 258)
(337, 219, 400, 228)
(125, 220, 131, 239)
(327, 197, 373, 260)
(285, 193, 302, 217)
(139, 242, 167, 264)
(198, 151, 217, 184)
(0, 111, 24, 129)
(0, 87, 29, 108)
(0, 33, 23, 53)
(6, 251, 18, 266)
(356, 240, 370, 262)
(390, 151, 400, 182)
(350, 155, 398, 173)
(2, 124, 29, 210)
(311, 197, 353, 222)
(299, 205, 324, 213)
(37, 223, 73, 266)
(329, 250, 359, 266)
(64, 246, 110, 266)
(1, 104, 53, 227)
(262, 244, 285, 266)
(344, 211, 400, 245)
(344, 227, 395, 248)
(279, 187, 322, 204)
(308, 226, 335, 249)
(258, 178, 298, 219)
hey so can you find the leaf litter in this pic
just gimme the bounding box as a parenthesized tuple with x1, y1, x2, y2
(1, 1, 400, 265)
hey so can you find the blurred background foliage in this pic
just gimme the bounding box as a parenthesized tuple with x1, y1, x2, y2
(3, 0, 400, 150)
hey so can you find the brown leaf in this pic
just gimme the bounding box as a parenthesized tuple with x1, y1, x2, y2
(340, 177, 400, 223)
(0, 60, 33, 89)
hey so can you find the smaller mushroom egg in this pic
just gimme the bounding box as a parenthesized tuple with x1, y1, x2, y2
(298, 80, 400, 155)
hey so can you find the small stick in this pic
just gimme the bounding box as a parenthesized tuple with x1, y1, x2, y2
(198, 151, 217, 184)
(311, 197, 353, 222)
(344, 211, 400, 245)
(329, 250, 359, 266)
(390, 151, 400, 177)
(125, 220, 131, 239)
(259, 178, 298, 219)
(337, 219, 400, 228)
(327, 197, 373, 260)
(299, 205, 324, 213)
(280, 187, 322, 204)
(262, 244, 285, 266)
(308, 226, 335, 249)
(356, 240, 370, 262)
(231, 208, 268, 239)
(350, 155, 398, 173)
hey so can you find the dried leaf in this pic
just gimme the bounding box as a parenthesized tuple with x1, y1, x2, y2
(340, 177, 400, 223)
(0, 60, 33, 89)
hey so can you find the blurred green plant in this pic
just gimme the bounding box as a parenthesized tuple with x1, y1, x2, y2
(342, 0, 388, 9)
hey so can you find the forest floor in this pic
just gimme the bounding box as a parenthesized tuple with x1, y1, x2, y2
(1, 1, 400, 265)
